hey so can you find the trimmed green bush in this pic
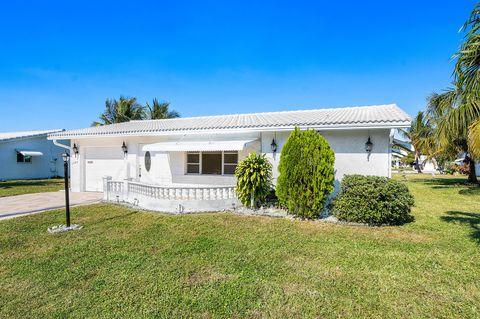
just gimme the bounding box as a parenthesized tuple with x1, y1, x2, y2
(276, 128, 335, 218)
(332, 175, 415, 225)
(235, 153, 273, 208)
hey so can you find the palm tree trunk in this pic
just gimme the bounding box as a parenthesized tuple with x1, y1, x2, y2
(466, 155, 478, 183)
(414, 152, 423, 173)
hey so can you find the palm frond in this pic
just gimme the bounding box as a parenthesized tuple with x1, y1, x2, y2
(469, 119, 480, 158)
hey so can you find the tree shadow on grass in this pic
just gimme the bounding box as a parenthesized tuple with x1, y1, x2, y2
(458, 187, 480, 196)
(441, 211, 480, 244)
(87, 211, 139, 226)
(409, 176, 480, 196)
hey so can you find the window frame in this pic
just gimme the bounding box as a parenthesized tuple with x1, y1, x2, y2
(223, 151, 238, 175)
(186, 152, 201, 174)
(16, 153, 32, 164)
(186, 151, 238, 175)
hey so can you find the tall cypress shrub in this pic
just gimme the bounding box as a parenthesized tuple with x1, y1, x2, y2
(276, 128, 335, 218)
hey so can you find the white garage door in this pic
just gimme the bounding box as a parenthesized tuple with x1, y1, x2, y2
(85, 148, 125, 192)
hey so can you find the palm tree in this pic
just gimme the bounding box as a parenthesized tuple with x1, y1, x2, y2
(146, 98, 180, 120)
(427, 88, 479, 183)
(400, 111, 435, 173)
(92, 96, 145, 126)
(454, 2, 480, 95)
(422, 2, 480, 183)
(450, 1, 480, 180)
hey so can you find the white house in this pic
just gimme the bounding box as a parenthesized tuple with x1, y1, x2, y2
(0, 130, 67, 180)
(48, 104, 411, 212)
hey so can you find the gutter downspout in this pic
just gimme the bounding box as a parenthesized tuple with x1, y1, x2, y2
(388, 129, 394, 178)
(52, 139, 72, 152)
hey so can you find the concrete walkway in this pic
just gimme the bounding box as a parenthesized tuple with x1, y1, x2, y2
(0, 192, 102, 220)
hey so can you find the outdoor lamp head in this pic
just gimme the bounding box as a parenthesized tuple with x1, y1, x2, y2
(62, 152, 70, 162)
(365, 137, 373, 153)
(270, 139, 277, 153)
(72, 143, 79, 155)
(122, 142, 128, 154)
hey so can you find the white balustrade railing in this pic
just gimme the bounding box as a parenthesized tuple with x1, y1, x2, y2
(107, 181, 123, 194)
(105, 179, 236, 201)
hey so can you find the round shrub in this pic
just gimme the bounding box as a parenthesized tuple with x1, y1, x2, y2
(332, 175, 415, 225)
(276, 128, 335, 218)
(235, 153, 273, 208)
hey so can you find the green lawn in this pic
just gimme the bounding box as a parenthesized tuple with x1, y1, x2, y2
(0, 174, 479, 318)
(0, 178, 64, 197)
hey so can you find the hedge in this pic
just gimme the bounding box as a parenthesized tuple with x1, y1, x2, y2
(332, 175, 415, 225)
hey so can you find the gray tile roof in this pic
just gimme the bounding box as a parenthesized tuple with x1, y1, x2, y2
(0, 129, 64, 143)
(49, 104, 410, 139)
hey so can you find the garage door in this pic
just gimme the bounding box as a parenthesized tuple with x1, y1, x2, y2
(85, 148, 125, 192)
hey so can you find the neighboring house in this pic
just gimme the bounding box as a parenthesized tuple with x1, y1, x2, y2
(0, 130, 67, 180)
(391, 138, 438, 172)
(391, 148, 408, 168)
(419, 155, 437, 173)
(391, 137, 413, 168)
(48, 104, 411, 212)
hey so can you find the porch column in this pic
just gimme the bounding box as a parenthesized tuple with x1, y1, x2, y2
(102, 176, 112, 201)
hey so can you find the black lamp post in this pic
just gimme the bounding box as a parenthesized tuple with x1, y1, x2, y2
(61, 152, 71, 227)
(122, 142, 128, 155)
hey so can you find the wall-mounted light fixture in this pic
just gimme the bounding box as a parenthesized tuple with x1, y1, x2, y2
(365, 136, 373, 153)
(72, 143, 79, 157)
(270, 139, 277, 153)
(121, 142, 128, 155)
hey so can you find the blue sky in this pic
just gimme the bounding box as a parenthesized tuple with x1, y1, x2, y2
(0, 1, 475, 131)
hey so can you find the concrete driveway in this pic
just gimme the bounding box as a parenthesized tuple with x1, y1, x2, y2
(0, 192, 102, 220)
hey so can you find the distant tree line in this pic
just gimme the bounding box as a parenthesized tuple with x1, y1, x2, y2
(92, 96, 180, 126)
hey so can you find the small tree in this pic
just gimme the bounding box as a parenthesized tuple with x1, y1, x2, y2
(235, 153, 272, 208)
(276, 128, 335, 218)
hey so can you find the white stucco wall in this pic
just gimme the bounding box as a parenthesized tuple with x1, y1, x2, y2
(0, 137, 67, 180)
(262, 129, 391, 186)
(68, 129, 392, 192)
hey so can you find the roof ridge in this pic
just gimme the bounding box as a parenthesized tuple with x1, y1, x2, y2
(49, 104, 411, 138)
(0, 129, 64, 134)
(131, 104, 399, 123)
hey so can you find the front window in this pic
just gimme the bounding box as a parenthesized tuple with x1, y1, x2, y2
(186, 151, 238, 175)
(223, 152, 238, 174)
(202, 152, 222, 174)
(17, 153, 32, 163)
(186, 152, 200, 173)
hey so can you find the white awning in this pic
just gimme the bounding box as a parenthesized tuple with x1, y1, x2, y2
(142, 139, 259, 152)
(16, 150, 43, 156)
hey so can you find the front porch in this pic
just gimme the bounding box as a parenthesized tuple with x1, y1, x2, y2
(103, 177, 239, 213)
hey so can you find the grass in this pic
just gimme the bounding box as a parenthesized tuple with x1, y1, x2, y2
(0, 174, 479, 318)
(0, 178, 64, 197)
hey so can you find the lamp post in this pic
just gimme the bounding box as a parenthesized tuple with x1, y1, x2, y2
(62, 152, 71, 227)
